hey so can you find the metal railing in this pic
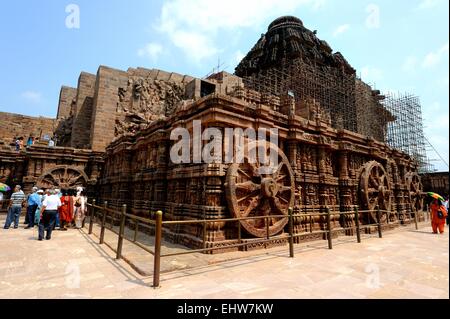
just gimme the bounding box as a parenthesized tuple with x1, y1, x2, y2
(84, 201, 431, 288)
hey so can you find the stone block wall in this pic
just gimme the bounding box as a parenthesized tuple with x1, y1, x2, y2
(0, 112, 55, 146)
(57, 86, 77, 119)
(90, 66, 129, 152)
(71, 72, 96, 149)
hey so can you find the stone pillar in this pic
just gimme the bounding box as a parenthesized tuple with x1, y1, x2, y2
(71, 72, 96, 149)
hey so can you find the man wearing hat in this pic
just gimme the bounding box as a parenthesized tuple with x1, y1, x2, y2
(25, 187, 41, 229)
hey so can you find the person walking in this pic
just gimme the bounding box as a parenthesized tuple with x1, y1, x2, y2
(25, 187, 41, 229)
(38, 189, 61, 241)
(3, 185, 26, 229)
(54, 188, 62, 229)
(430, 199, 448, 234)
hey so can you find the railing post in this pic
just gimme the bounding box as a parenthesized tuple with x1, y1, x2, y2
(203, 220, 207, 250)
(99, 201, 108, 244)
(88, 199, 95, 235)
(414, 209, 419, 230)
(376, 205, 382, 238)
(237, 220, 242, 245)
(134, 220, 139, 242)
(153, 210, 163, 288)
(354, 207, 361, 243)
(288, 207, 294, 258)
(116, 204, 126, 260)
(326, 207, 332, 250)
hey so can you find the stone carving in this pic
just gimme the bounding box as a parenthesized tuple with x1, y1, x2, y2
(359, 161, 392, 222)
(115, 77, 185, 137)
(406, 172, 424, 213)
(36, 165, 89, 190)
(225, 141, 295, 238)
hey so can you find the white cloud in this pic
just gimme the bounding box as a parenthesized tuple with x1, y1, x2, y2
(417, 0, 443, 9)
(137, 42, 164, 62)
(156, 0, 326, 63)
(21, 91, 42, 104)
(360, 66, 384, 83)
(333, 24, 350, 37)
(422, 42, 449, 68)
(402, 56, 418, 73)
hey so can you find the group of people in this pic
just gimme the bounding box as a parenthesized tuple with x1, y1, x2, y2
(3, 185, 87, 241)
(14, 135, 56, 151)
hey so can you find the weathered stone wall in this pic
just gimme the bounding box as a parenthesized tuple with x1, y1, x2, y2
(422, 172, 449, 197)
(71, 72, 96, 149)
(57, 86, 77, 120)
(0, 112, 56, 146)
(90, 66, 129, 152)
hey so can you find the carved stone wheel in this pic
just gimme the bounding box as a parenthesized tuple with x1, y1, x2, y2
(406, 172, 424, 213)
(37, 165, 88, 190)
(359, 161, 392, 222)
(225, 141, 295, 238)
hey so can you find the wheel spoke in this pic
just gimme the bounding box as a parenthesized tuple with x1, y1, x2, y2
(276, 175, 287, 182)
(241, 196, 261, 217)
(237, 190, 260, 203)
(236, 180, 260, 193)
(238, 168, 252, 180)
(369, 175, 379, 188)
(279, 186, 292, 193)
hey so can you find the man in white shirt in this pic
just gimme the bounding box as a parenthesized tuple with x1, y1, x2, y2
(38, 189, 61, 241)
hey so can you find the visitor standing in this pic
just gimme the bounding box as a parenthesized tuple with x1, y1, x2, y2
(54, 188, 62, 229)
(59, 189, 74, 231)
(25, 187, 40, 229)
(430, 199, 448, 234)
(73, 187, 87, 229)
(38, 189, 61, 241)
(3, 185, 26, 229)
(34, 189, 44, 226)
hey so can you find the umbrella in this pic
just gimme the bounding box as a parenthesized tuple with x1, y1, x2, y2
(0, 183, 10, 192)
(427, 192, 445, 202)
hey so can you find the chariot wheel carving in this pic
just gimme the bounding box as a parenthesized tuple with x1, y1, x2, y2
(36, 165, 88, 190)
(406, 172, 423, 213)
(225, 141, 295, 238)
(359, 161, 392, 222)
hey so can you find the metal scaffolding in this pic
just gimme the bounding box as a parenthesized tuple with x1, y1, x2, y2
(382, 93, 434, 173)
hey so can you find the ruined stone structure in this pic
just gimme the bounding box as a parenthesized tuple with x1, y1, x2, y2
(0, 16, 431, 252)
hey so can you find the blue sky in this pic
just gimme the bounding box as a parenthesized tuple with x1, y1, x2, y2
(0, 0, 448, 171)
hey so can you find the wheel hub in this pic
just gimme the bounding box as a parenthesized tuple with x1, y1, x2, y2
(262, 178, 279, 198)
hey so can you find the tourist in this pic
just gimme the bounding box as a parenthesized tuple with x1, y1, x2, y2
(430, 199, 448, 234)
(73, 187, 87, 229)
(59, 189, 74, 231)
(48, 138, 55, 148)
(26, 136, 34, 148)
(14, 137, 20, 151)
(445, 196, 449, 226)
(3, 185, 26, 229)
(19, 137, 24, 150)
(54, 188, 62, 229)
(25, 187, 41, 229)
(34, 189, 44, 226)
(38, 189, 61, 241)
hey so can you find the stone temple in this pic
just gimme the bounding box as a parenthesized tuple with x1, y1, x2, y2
(0, 16, 432, 251)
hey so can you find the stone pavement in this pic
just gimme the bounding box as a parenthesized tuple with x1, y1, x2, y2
(0, 215, 448, 299)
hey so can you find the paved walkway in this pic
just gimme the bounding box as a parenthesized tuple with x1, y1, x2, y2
(0, 215, 448, 299)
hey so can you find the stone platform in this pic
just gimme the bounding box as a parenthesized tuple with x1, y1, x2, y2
(0, 215, 448, 299)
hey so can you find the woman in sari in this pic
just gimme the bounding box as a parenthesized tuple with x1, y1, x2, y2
(59, 189, 74, 231)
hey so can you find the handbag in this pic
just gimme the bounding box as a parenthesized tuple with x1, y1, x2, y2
(437, 210, 444, 219)
(74, 197, 82, 207)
